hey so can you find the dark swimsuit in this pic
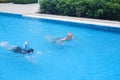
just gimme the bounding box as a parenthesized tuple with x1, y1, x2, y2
(12, 47, 33, 54)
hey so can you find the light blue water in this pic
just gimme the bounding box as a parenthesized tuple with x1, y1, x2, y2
(0, 13, 120, 80)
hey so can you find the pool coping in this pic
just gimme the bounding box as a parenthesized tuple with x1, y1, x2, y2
(23, 13, 120, 28)
(0, 3, 120, 28)
(0, 11, 120, 29)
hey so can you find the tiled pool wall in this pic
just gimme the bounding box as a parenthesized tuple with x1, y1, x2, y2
(0, 12, 120, 34)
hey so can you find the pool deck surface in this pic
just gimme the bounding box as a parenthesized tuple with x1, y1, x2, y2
(0, 3, 120, 28)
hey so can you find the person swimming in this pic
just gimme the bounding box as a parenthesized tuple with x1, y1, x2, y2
(56, 32, 72, 42)
(60, 32, 72, 41)
(52, 32, 73, 45)
(0, 41, 34, 54)
(19, 41, 34, 54)
(11, 46, 34, 54)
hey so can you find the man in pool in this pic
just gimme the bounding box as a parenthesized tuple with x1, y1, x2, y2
(11, 41, 34, 54)
(11, 46, 34, 54)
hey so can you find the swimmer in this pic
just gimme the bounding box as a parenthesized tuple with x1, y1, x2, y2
(0, 41, 34, 54)
(11, 47, 34, 54)
(56, 32, 72, 43)
(21, 41, 34, 54)
(52, 32, 73, 45)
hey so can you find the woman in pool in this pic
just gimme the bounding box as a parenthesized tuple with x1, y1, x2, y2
(46, 32, 74, 45)
(57, 32, 72, 41)
(52, 32, 73, 45)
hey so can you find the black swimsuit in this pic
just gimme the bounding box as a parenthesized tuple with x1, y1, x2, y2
(12, 47, 33, 54)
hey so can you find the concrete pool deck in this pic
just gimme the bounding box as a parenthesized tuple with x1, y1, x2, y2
(0, 3, 120, 28)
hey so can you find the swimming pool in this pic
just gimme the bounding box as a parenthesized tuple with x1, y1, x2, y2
(0, 12, 120, 80)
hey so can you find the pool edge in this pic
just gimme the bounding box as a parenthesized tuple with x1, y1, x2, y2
(0, 11, 120, 28)
(1, 12, 120, 33)
(23, 14, 120, 28)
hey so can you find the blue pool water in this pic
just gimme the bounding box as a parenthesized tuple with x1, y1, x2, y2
(0, 13, 120, 80)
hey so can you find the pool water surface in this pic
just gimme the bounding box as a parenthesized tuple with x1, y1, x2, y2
(0, 13, 120, 80)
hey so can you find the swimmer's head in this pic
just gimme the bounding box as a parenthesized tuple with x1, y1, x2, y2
(24, 41, 29, 45)
(66, 32, 72, 40)
(67, 32, 72, 37)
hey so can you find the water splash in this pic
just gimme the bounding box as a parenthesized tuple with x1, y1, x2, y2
(0, 41, 16, 50)
(0, 41, 8, 47)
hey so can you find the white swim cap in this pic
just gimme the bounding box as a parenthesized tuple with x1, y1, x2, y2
(24, 41, 29, 44)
